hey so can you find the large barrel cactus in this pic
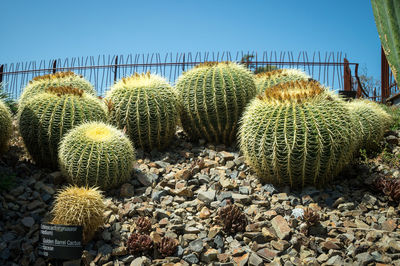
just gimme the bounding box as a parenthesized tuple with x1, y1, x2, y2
(18, 87, 107, 168)
(255, 69, 310, 94)
(239, 80, 357, 188)
(19, 71, 96, 104)
(106, 72, 179, 150)
(348, 99, 393, 151)
(0, 99, 13, 155)
(372, 0, 400, 83)
(58, 122, 135, 189)
(176, 61, 257, 144)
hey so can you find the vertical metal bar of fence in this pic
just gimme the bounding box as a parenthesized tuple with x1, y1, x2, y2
(381, 46, 390, 103)
(114, 56, 118, 83)
(52, 60, 57, 73)
(343, 58, 352, 91)
(0, 65, 3, 85)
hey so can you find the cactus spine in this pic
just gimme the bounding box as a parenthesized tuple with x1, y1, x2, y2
(106, 72, 179, 150)
(58, 122, 135, 189)
(17, 87, 107, 168)
(255, 69, 310, 94)
(19, 71, 96, 105)
(51, 186, 105, 243)
(175, 61, 257, 144)
(0, 99, 13, 155)
(371, 0, 400, 84)
(239, 80, 357, 188)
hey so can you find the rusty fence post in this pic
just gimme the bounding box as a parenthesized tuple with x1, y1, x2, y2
(381, 46, 390, 103)
(182, 53, 185, 72)
(343, 58, 352, 91)
(0, 64, 3, 84)
(52, 60, 57, 74)
(114, 56, 118, 83)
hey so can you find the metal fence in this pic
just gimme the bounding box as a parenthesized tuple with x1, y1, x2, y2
(0, 51, 363, 99)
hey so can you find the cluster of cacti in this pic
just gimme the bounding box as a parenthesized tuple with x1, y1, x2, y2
(19, 71, 96, 105)
(58, 122, 135, 189)
(372, 0, 400, 84)
(175, 61, 257, 144)
(0, 99, 13, 155)
(106, 72, 179, 150)
(51, 186, 105, 243)
(239, 80, 357, 188)
(17, 86, 107, 168)
(347, 99, 393, 151)
(255, 69, 310, 94)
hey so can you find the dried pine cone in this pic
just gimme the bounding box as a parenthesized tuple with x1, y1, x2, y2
(218, 204, 247, 234)
(374, 177, 400, 202)
(126, 233, 153, 255)
(158, 237, 178, 257)
(135, 217, 152, 234)
(302, 207, 320, 226)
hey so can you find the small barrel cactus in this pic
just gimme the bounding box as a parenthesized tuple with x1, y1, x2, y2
(58, 122, 135, 189)
(255, 69, 310, 94)
(348, 99, 393, 151)
(239, 80, 357, 188)
(175, 61, 257, 144)
(51, 185, 105, 243)
(0, 99, 13, 155)
(17, 86, 107, 168)
(106, 72, 179, 150)
(19, 71, 96, 105)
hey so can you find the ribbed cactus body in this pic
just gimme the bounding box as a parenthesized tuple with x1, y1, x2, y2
(255, 69, 310, 94)
(58, 122, 135, 189)
(372, 0, 400, 83)
(19, 72, 96, 104)
(176, 62, 257, 144)
(348, 100, 393, 151)
(18, 87, 107, 168)
(51, 186, 105, 243)
(0, 99, 13, 154)
(239, 81, 356, 188)
(106, 73, 179, 150)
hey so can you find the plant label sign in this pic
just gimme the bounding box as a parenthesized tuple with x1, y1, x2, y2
(38, 223, 83, 260)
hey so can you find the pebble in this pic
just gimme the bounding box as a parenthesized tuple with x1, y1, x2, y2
(21, 217, 35, 227)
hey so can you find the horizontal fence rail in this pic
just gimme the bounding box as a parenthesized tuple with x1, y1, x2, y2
(0, 51, 365, 100)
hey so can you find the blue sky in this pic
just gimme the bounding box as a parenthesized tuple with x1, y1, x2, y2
(1, 0, 381, 80)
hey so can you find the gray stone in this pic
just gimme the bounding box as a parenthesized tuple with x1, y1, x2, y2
(248, 252, 263, 266)
(183, 253, 199, 264)
(198, 190, 216, 203)
(262, 184, 278, 194)
(130, 256, 151, 266)
(325, 255, 343, 265)
(120, 183, 135, 198)
(98, 244, 113, 255)
(189, 238, 204, 253)
(21, 217, 35, 227)
(214, 235, 224, 248)
(362, 194, 377, 206)
(151, 190, 168, 202)
(337, 202, 355, 211)
(217, 191, 232, 202)
(136, 171, 157, 186)
(355, 252, 374, 265)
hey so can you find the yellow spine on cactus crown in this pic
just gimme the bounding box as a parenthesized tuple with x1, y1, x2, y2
(85, 125, 112, 141)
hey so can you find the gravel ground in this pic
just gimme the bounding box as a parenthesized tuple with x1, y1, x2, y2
(0, 122, 400, 266)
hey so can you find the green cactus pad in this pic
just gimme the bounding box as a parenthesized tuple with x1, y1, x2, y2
(348, 99, 393, 151)
(58, 122, 135, 189)
(19, 71, 96, 105)
(106, 72, 179, 150)
(175, 61, 257, 144)
(372, 0, 400, 84)
(255, 69, 310, 94)
(18, 87, 107, 168)
(239, 80, 357, 188)
(0, 99, 13, 155)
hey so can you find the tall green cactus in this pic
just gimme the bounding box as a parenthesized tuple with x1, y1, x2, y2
(255, 69, 310, 94)
(371, 0, 400, 84)
(175, 61, 257, 144)
(58, 122, 135, 189)
(106, 72, 179, 151)
(348, 99, 393, 151)
(19, 71, 96, 105)
(0, 99, 13, 155)
(239, 80, 357, 188)
(18, 87, 107, 168)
